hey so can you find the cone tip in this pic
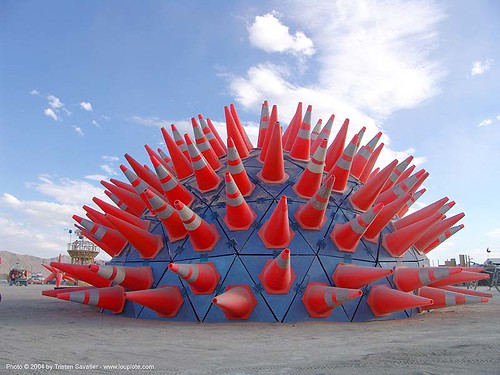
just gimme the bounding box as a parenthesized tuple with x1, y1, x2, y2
(168, 263, 178, 272)
(88, 264, 99, 273)
(119, 164, 127, 173)
(173, 200, 184, 210)
(481, 297, 489, 303)
(224, 171, 231, 181)
(184, 133, 193, 144)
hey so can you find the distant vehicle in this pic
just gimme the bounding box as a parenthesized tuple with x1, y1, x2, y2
(9, 263, 30, 286)
(27, 276, 44, 285)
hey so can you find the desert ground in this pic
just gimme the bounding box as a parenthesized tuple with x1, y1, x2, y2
(0, 284, 498, 374)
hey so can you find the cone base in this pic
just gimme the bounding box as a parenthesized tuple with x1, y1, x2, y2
(363, 233, 380, 244)
(138, 237, 164, 260)
(291, 182, 319, 200)
(288, 154, 310, 163)
(240, 182, 256, 198)
(192, 223, 221, 252)
(330, 225, 358, 253)
(193, 175, 223, 194)
(301, 282, 332, 318)
(293, 204, 327, 230)
(256, 170, 289, 185)
(381, 234, 406, 258)
(347, 195, 371, 212)
(257, 220, 295, 249)
(223, 208, 258, 231)
(258, 259, 296, 294)
(166, 230, 188, 244)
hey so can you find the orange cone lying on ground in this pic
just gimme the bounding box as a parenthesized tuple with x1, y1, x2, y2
(294, 175, 334, 230)
(168, 262, 220, 295)
(227, 137, 255, 197)
(212, 285, 257, 320)
(42, 286, 96, 299)
(89, 264, 153, 291)
(258, 196, 295, 248)
(302, 282, 362, 318)
(367, 284, 433, 317)
(332, 263, 394, 289)
(417, 286, 489, 310)
(258, 248, 296, 294)
(57, 285, 126, 314)
(438, 285, 493, 299)
(223, 172, 257, 231)
(393, 266, 462, 292)
(125, 286, 184, 318)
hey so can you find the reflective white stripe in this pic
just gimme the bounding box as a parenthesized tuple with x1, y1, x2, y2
(393, 184, 405, 197)
(185, 266, 199, 283)
(94, 226, 106, 241)
(324, 289, 339, 308)
(445, 292, 456, 306)
(184, 215, 201, 231)
(96, 265, 115, 280)
(227, 195, 244, 207)
(465, 295, 481, 303)
(226, 181, 239, 195)
(357, 147, 371, 159)
(297, 129, 310, 138)
(149, 195, 164, 210)
(336, 157, 352, 170)
(417, 269, 432, 285)
(70, 291, 87, 304)
(310, 197, 327, 210)
(162, 177, 177, 192)
(199, 117, 209, 130)
(187, 143, 200, 159)
(196, 140, 211, 152)
(134, 180, 148, 194)
(275, 254, 289, 270)
(192, 158, 207, 170)
(433, 268, 451, 280)
(307, 160, 324, 174)
(118, 201, 128, 210)
(438, 204, 453, 215)
(177, 206, 193, 222)
(350, 218, 366, 234)
(155, 166, 168, 179)
(205, 131, 216, 141)
(229, 162, 244, 174)
(334, 288, 351, 304)
(88, 290, 100, 306)
(157, 205, 174, 219)
(79, 218, 94, 232)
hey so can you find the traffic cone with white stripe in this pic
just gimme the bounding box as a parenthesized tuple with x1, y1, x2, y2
(325, 118, 349, 172)
(93, 197, 150, 231)
(393, 196, 449, 230)
(230, 103, 253, 151)
(257, 123, 289, 184)
(101, 180, 145, 216)
(260, 105, 279, 161)
(168, 262, 220, 295)
(157, 147, 176, 172)
(311, 115, 334, 155)
(439, 201, 456, 215)
(393, 266, 462, 292)
(397, 188, 426, 218)
(223, 172, 257, 231)
(395, 164, 416, 186)
(144, 189, 187, 242)
(170, 124, 190, 160)
(42, 286, 96, 299)
(358, 143, 384, 183)
(174, 200, 220, 251)
(366, 168, 380, 183)
(356, 127, 366, 148)
(119, 164, 157, 212)
(184, 134, 222, 193)
(302, 282, 362, 318)
(110, 178, 137, 194)
(438, 285, 493, 299)
(57, 285, 125, 314)
(418, 286, 488, 310)
(374, 169, 426, 206)
(73, 215, 128, 256)
(225, 105, 249, 159)
(423, 224, 464, 254)
(289, 105, 312, 162)
(150, 155, 194, 207)
(144, 144, 177, 177)
(198, 115, 226, 158)
(83, 205, 113, 228)
(50, 262, 113, 288)
(381, 212, 442, 257)
(257, 100, 270, 148)
(325, 133, 359, 193)
(363, 193, 412, 243)
(125, 286, 183, 318)
(212, 285, 257, 320)
(161, 127, 194, 180)
(258, 196, 295, 248)
(191, 117, 222, 170)
(380, 156, 413, 193)
(293, 138, 328, 198)
(227, 137, 255, 197)
(310, 119, 322, 145)
(106, 213, 164, 259)
(124, 153, 164, 194)
(76, 225, 116, 258)
(427, 271, 490, 288)
(350, 132, 382, 179)
(367, 284, 433, 317)
(330, 203, 383, 252)
(414, 212, 465, 253)
(294, 175, 334, 230)
(207, 117, 227, 154)
(88, 264, 153, 291)
(283, 102, 302, 152)
(348, 159, 398, 211)
(258, 248, 296, 294)
(332, 263, 394, 289)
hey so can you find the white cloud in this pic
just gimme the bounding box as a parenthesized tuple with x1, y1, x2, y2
(80, 101, 93, 111)
(99, 155, 120, 176)
(72, 125, 84, 136)
(92, 120, 101, 128)
(84, 174, 108, 182)
(101, 115, 111, 120)
(47, 94, 64, 109)
(131, 115, 169, 128)
(471, 59, 493, 76)
(487, 228, 500, 238)
(248, 13, 315, 56)
(102, 155, 119, 162)
(44, 108, 59, 121)
(478, 118, 493, 127)
(62, 108, 73, 117)
(30, 89, 40, 96)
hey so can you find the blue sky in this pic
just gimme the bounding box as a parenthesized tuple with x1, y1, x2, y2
(1, 0, 499, 264)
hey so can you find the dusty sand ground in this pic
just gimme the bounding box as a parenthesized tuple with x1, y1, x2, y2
(0, 284, 498, 374)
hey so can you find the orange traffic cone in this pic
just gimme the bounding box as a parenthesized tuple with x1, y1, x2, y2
(227, 137, 255, 197)
(42, 286, 96, 299)
(324, 118, 349, 172)
(289, 105, 312, 161)
(50, 262, 113, 288)
(119, 165, 157, 212)
(174, 200, 220, 251)
(150, 155, 195, 207)
(73, 215, 128, 256)
(88, 264, 153, 291)
(438, 285, 493, 299)
(381, 212, 442, 257)
(258, 196, 295, 248)
(124, 153, 164, 194)
(397, 188, 426, 218)
(418, 286, 489, 310)
(356, 127, 366, 148)
(293, 139, 328, 198)
(207, 117, 227, 154)
(170, 124, 190, 160)
(358, 143, 384, 183)
(223, 172, 257, 231)
(414, 212, 465, 253)
(380, 156, 413, 193)
(302, 282, 362, 318)
(161, 127, 194, 180)
(348, 159, 398, 211)
(394, 164, 416, 186)
(260, 106, 279, 162)
(212, 284, 257, 320)
(311, 115, 334, 155)
(93, 197, 149, 231)
(144, 189, 187, 242)
(350, 132, 382, 179)
(393, 196, 449, 230)
(439, 200, 456, 215)
(76, 225, 116, 257)
(191, 117, 222, 170)
(363, 193, 412, 243)
(257, 100, 270, 148)
(427, 271, 490, 288)
(366, 167, 380, 182)
(57, 285, 125, 314)
(258, 248, 296, 294)
(145, 145, 177, 178)
(325, 133, 359, 193)
(230, 103, 253, 151)
(367, 284, 434, 317)
(101, 180, 145, 216)
(310, 119, 322, 145)
(393, 266, 462, 292)
(330, 203, 383, 252)
(332, 263, 394, 289)
(423, 224, 464, 254)
(184, 134, 222, 193)
(294, 175, 334, 230)
(157, 147, 176, 173)
(125, 286, 183, 318)
(168, 262, 220, 295)
(109, 178, 137, 194)
(224, 105, 249, 159)
(83, 204, 113, 228)
(198, 115, 226, 158)
(257, 123, 289, 184)
(375, 169, 426, 206)
(283, 102, 302, 152)
(106, 213, 163, 259)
